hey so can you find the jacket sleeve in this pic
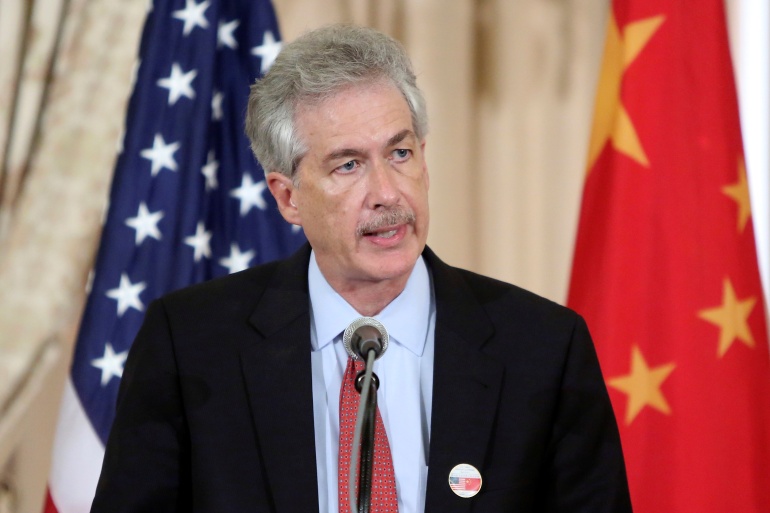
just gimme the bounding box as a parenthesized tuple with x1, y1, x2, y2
(541, 315, 632, 512)
(91, 299, 192, 513)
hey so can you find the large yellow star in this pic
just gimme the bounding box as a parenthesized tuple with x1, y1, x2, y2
(722, 157, 752, 233)
(587, 13, 666, 172)
(698, 278, 757, 357)
(608, 346, 676, 425)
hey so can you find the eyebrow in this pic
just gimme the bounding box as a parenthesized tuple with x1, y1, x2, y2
(323, 129, 417, 165)
(386, 129, 415, 147)
(324, 148, 366, 164)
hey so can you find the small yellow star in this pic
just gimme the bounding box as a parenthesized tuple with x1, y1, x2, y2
(587, 13, 665, 172)
(608, 346, 676, 425)
(698, 278, 757, 357)
(722, 157, 752, 233)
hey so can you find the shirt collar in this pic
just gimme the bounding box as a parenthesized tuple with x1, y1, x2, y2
(308, 250, 431, 357)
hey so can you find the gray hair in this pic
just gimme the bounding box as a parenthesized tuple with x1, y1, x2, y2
(245, 24, 428, 181)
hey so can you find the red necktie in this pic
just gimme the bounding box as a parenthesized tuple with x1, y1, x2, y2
(338, 357, 398, 512)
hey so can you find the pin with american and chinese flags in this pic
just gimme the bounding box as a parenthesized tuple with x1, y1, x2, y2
(448, 463, 482, 498)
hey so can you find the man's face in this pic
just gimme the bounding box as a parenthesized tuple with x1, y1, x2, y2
(268, 81, 430, 294)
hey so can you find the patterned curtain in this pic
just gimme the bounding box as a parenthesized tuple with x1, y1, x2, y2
(0, 0, 147, 511)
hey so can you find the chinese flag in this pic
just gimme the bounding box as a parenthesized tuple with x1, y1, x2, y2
(567, 1, 770, 512)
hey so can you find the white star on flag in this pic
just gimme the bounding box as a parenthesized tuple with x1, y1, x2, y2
(219, 243, 255, 274)
(184, 221, 213, 261)
(251, 31, 282, 73)
(172, 0, 211, 36)
(218, 19, 240, 49)
(125, 202, 164, 245)
(105, 273, 147, 317)
(140, 133, 180, 176)
(201, 150, 219, 190)
(91, 343, 128, 386)
(230, 173, 268, 215)
(211, 90, 224, 121)
(157, 62, 198, 105)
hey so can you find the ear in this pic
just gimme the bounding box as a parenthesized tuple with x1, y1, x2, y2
(266, 171, 302, 226)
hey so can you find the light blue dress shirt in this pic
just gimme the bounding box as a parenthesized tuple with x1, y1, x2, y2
(308, 251, 436, 513)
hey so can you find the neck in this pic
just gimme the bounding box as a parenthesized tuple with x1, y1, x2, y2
(332, 275, 409, 317)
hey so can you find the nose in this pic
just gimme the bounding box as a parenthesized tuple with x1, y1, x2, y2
(366, 159, 400, 208)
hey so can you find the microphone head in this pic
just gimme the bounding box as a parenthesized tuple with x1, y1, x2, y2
(343, 317, 389, 361)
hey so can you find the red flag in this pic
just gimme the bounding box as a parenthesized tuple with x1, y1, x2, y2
(568, 1, 770, 511)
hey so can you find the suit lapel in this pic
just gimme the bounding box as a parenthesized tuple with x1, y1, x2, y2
(423, 249, 505, 513)
(239, 246, 320, 513)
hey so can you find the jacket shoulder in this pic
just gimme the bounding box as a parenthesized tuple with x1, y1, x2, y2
(424, 246, 583, 333)
(158, 244, 311, 321)
(456, 266, 579, 321)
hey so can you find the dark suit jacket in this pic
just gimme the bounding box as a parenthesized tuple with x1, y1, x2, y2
(91, 245, 631, 512)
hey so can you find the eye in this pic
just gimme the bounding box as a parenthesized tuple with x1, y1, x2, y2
(391, 149, 411, 162)
(335, 160, 359, 174)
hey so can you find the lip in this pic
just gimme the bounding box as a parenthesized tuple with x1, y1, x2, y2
(362, 224, 408, 247)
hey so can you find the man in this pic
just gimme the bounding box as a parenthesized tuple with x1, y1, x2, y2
(92, 24, 631, 513)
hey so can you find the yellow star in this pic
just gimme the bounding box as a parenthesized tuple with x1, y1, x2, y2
(587, 13, 666, 172)
(722, 157, 752, 233)
(698, 278, 757, 357)
(608, 346, 675, 425)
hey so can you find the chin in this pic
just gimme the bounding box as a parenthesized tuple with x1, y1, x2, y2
(367, 253, 420, 281)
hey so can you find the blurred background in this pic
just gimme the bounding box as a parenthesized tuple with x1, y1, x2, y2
(0, 0, 767, 511)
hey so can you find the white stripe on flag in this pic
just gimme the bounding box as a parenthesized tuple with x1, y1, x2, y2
(48, 379, 105, 513)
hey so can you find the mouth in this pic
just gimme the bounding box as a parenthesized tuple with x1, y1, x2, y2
(361, 224, 408, 246)
(363, 227, 399, 239)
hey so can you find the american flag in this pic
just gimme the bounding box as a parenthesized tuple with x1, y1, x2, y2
(44, 1, 304, 511)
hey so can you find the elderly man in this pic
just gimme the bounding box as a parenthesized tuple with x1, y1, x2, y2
(91, 24, 631, 513)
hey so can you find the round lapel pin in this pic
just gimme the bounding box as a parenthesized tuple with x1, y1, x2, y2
(448, 463, 482, 498)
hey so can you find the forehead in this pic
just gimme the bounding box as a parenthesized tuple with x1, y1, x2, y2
(293, 82, 415, 151)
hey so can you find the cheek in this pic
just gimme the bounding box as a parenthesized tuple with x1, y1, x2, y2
(405, 179, 430, 209)
(309, 194, 357, 233)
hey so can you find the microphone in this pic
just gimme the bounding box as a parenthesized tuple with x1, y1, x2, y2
(343, 317, 389, 361)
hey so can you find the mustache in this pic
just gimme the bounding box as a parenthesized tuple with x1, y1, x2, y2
(356, 207, 416, 236)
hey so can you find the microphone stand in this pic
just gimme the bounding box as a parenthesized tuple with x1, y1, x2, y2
(357, 374, 377, 513)
(348, 349, 379, 513)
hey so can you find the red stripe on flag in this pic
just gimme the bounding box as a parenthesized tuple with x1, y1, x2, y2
(43, 488, 59, 513)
